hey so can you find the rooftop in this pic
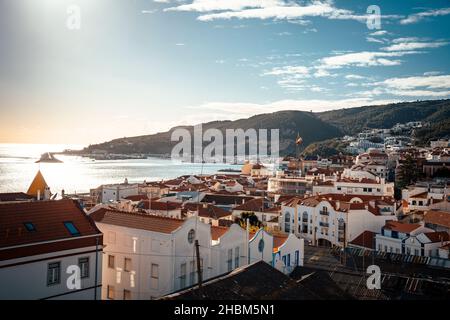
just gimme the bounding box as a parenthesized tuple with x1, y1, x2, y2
(90, 209, 184, 234)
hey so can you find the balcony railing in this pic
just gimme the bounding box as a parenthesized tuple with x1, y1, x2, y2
(319, 222, 329, 228)
(302, 218, 308, 223)
(319, 210, 330, 216)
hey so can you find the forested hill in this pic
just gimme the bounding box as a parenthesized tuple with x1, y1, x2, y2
(79, 99, 450, 156)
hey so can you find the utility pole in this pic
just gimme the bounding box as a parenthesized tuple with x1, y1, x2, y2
(195, 240, 203, 291)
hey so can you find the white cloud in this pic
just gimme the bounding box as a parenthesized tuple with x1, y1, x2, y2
(276, 31, 292, 36)
(166, 0, 401, 23)
(317, 51, 412, 69)
(400, 7, 450, 24)
(165, 0, 283, 13)
(382, 40, 448, 52)
(379, 75, 450, 90)
(369, 30, 388, 36)
(364, 74, 450, 98)
(423, 71, 442, 76)
(175, 43, 185, 46)
(187, 98, 402, 117)
(387, 89, 450, 97)
(366, 37, 384, 44)
(142, 9, 158, 14)
(263, 65, 309, 76)
(345, 74, 365, 80)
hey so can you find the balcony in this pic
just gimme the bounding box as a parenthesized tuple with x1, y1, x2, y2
(319, 222, 329, 228)
(319, 210, 330, 216)
(302, 218, 308, 223)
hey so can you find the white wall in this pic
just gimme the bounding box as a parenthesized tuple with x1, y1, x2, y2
(0, 245, 102, 300)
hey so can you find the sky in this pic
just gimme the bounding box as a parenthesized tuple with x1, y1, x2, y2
(0, 0, 449, 145)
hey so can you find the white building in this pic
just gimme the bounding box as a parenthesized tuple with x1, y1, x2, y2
(92, 180, 140, 204)
(91, 208, 303, 299)
(91, 211, 214, 300)
(0, 200, 103, 300)
(375, 221, 450, 257)
(272, 234, 304, 274)
(281, 194, 397, 247)
(211, 180, 244, 193)
(313, 175, 394, 197)
(375, 221, 432, 255)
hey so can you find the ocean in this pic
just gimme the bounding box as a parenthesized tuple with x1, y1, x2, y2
(0, 144, 241, 195)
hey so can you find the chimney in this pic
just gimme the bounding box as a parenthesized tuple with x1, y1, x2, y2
(37, 189, 41, 201)
(336, 200, 340, 210)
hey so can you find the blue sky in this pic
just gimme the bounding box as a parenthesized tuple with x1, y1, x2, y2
(0, 0, 449, 144)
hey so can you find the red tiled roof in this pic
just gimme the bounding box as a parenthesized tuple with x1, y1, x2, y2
(141, 201, 181, 211)
(234, 198, 264, 212)
(424, 231, 450, 243)
(91, 209, 184, 234)
(0, 193, 34, 202)
(384, 221, 421, 234)
(124, 194, 149, 201)
(424, 211, 450, 228)
(184, 203, 231, 219)
(349, 231, 376, 249)
(0, 199, 101, 249)
(211, 226, 229, 241)
(273, 235, 288, 252)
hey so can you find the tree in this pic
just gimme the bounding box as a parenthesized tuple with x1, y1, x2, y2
(236, 212, 263, 231)
(397, 155, 423, 189)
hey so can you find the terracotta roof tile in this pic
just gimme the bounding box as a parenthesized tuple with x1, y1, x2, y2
(384, 221, 421, 234)
(91, 209, 184, 234)
(424, 210, 450, 228)
(0, 199, 101, 248)
(349, 231, 376, 249)
(211, 226, 229, 241)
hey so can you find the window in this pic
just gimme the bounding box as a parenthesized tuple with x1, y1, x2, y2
(123, 289, 131, 300)
(79, 257, 89, 279)
(287, 254, 291, 266)
(124, 258, 132, 272)
(107, 285, 115, 300)
(108, 255, 115, 269)
(295, 250, 299, 266)
(235, 247, 240, 268)
(384, 245, 387, 252)
(406, 247, 411, 255)
(180, 263, 187, 288)
(378, 244, 382, 251)
(188, 229, 196, 244)
(151, 264, 159, 279)
(414, 249, 419, 256)
(189, 261, 196, 285)
(47, 262, 61, 286)
(150, 264, 159, 290)
(63, 221, 80, 236)
(284, 213, 291, 233)
(227, 249, 233, 272)
(258, 239, 265, 253)
(24, 222, 36, 232)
